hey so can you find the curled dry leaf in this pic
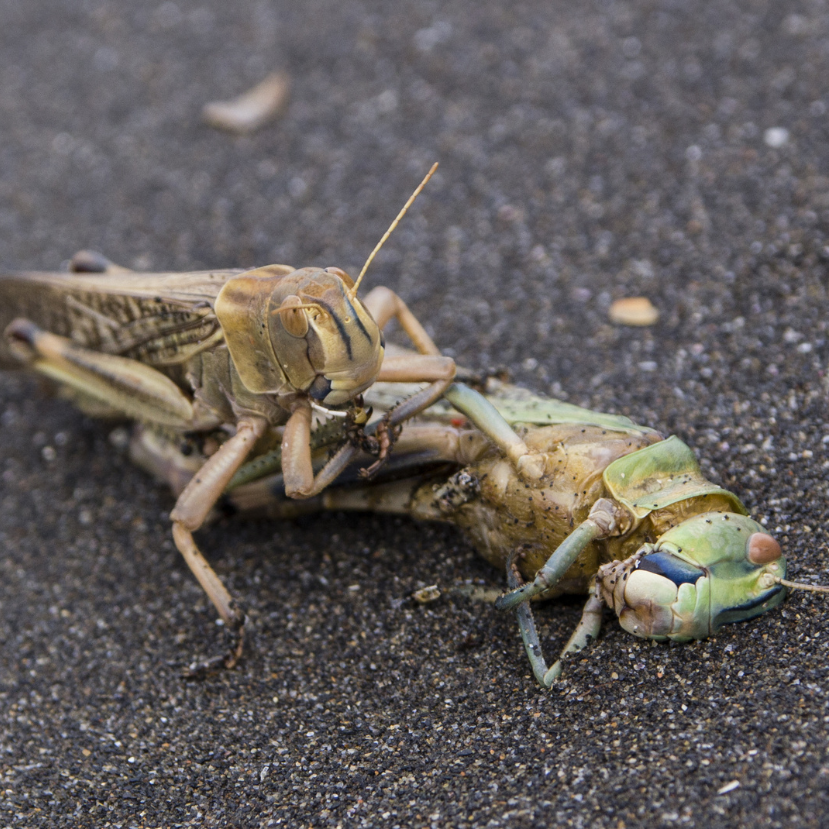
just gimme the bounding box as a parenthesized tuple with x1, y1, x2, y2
(203, 71, 291, 134)
(608, 296, 659, 326)
(412, 585, 441, 604)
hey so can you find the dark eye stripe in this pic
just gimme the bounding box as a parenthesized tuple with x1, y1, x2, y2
(312, 297, 353, 360)
(637, 552, 705, 586)
(342, 293, 372, 344)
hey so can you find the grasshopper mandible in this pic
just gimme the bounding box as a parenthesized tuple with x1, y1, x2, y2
(0, 165, 456, 670)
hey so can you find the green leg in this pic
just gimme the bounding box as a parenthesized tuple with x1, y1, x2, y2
(444, 383, 544, 480)
(507, 554, 605, 687)
(506, 552, 551, 686)
(542, 590, 604, 685)
(496, 520, 602, 611)
(496, 497, 626, 611)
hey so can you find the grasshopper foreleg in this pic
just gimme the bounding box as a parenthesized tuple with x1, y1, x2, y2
(281, 399, 364, 498)
(280, 340, 457, 496)
(170, 416, 267, 672)
(496, 498, 629, 610)
(356, 414, 402, 479)
(507, 551, 605, 688)
(345, 366, 454, 481)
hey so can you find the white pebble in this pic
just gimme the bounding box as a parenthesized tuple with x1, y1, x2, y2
(764, 127, 789, 148)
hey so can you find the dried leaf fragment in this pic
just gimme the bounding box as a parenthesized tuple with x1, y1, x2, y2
(203, 72, 290, 134)
(608, 297, 659, 326)
(412, 585, 441, 604)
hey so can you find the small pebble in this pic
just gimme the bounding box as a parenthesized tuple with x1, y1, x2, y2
(609, 297, 660, 326)
(764, 127, 789, 148)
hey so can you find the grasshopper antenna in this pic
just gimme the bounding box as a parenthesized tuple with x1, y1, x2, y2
(349, 162, 439, 300)
(771, 576, 829, 594)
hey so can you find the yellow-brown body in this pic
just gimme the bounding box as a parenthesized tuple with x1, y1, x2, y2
(0, 257, 455, 670)
(0, 263, 384, 429)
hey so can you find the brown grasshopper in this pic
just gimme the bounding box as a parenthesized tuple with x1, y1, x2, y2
(0, 165, 455, 670)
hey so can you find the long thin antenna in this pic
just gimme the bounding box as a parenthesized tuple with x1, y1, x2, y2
(774, 576, 829, 594)
(349, 162, 439, 300)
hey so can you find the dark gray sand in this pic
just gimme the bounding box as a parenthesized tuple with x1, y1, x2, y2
(2, 2, 828, 826)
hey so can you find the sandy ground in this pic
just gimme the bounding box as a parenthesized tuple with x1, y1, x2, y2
(1, 1, 829, 826)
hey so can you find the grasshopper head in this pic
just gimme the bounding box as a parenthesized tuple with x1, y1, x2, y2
(276, 266, 384, 405)
(214, 167, 440, 407)
(597, 512, 786, 642)
(215, 265, 384, 405)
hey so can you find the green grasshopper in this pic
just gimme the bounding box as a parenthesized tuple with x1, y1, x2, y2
(213, 367, 827, 685)
(0, 167, 457, 670)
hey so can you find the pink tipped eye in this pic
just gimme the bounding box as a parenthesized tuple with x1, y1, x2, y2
(746, 532, 782, 565)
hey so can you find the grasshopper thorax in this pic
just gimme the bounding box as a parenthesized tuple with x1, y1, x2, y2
(214, 264, 384, 405)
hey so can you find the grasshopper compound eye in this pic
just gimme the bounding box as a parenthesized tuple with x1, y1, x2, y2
(746, 532, 782, 565)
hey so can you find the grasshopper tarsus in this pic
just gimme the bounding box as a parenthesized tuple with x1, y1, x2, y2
(353, 413, 402, 479)
(184, 655, 230, 681)
(183, 617, 247, 679)
(358, 457, 384, 479)
(68, 249, 132, 274)
(68, 250, 111, 273)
